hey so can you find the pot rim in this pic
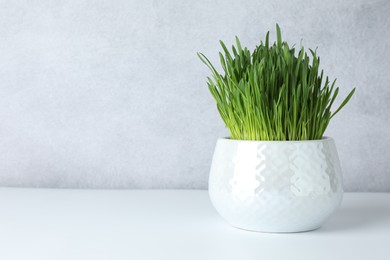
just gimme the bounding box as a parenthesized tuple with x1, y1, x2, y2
(219, 136, 333, 143)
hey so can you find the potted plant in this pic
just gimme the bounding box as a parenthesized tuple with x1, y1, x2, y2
(198, 25, 355, 232)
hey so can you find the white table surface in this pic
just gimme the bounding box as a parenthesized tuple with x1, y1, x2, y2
(0, 189, 389, 260)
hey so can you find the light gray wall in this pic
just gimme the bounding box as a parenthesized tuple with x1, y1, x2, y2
(0, 0, 389, 191)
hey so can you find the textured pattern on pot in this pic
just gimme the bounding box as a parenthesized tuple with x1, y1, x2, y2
(208, 137, 343, 232)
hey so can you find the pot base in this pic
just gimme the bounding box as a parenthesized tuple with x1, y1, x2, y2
(230, 223, 322, 233)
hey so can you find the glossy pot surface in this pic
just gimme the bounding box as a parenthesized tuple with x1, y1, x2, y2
(208, 137, 343, 232)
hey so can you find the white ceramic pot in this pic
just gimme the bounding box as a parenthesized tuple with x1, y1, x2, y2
(209, 137, 343, 232)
